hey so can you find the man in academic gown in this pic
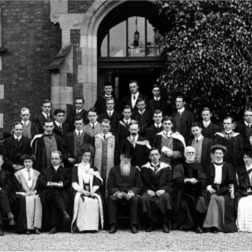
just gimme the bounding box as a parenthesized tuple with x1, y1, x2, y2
(146, 84, 171, 116)
(187, 122, 212, 171)
(31, 119, 61, 172)
(65, 97, 88, 132)
(0, 155, 15, 236)
(120, 80, 148, 113)
(153, 116, 185, 169)
(172, 95, 196, 142)
(213, 116, 244, 170)
(2, 122, 31, 173)
(200, 107, 220, 139)
(121, 121, 151, 169)
(83, 108, 102, 137)
(146, 109, 163, 146)
(94, 82, 119, 114)
(140, 148, 173, 233)
(173, 146, 208, 233)
(98, 98, 120, 137)
(107, 150, 143, 234)
(33, 99, 53, 133)
(52, 109, 69, 141)
(38, 151, 71, 233)
(61, 115, 93, 168)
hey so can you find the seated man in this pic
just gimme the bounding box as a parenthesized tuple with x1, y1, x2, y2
(38, 151, 71, 234)
(173, 146, 208, 233)
(140, 148, 173, 233)
(0, 155, 15, 236)
(107, 149, 143, 234)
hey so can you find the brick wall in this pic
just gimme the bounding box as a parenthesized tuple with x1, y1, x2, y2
(68, 0, 93, 13)
(0, 0, 61, 131)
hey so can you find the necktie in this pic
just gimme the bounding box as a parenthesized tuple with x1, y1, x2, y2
(27, 169, 31, 181)
(132, 137, 136, 147)
(78, 131, 81, 137)
(196, 139, 199, 143)
(92, 123, 95, 129)
(59, 124, 62, 130)
(46, 113, 49, 119)
(103, 134, 106, 140)
(133, 95, 136, 100)
(108, 111, 112, 117)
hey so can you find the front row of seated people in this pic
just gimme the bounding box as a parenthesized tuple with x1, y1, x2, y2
(1, 144, 252, 235)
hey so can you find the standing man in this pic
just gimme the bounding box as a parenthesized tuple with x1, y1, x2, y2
(61, 115, 93, 168)
(200, 107, 220, 139)
(53, 109, 69, 141)
(33, 99, 53, 133)
(213, 116, 244, 170)
(3, 121, 31, 173)
(65, 97, 88, 132)
(94, 119, 116, 195)
(172, 95, 195, 142)
(146, 110, 163, 146)
(94, 82, 119, 114)
(107, 150, 143, 234)
(146, 84, 171, 116)
(121, 121, 151, 169)
(98, 98, 120, 137)
(20, 107, 38, 140)
(187, 122, 212, 171)
(38, 151, 71, 233)
(235, 107, 252, 149)
(31, 119, 61, 172)
(132, 98, 152, 137)
(83, 108, 101, 137)
(120, 80, 148, 113)
(140, 148, 173, 233)
(154, 116, 185, 168)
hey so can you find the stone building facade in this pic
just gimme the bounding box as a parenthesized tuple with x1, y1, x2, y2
(0, 0, 166, 133)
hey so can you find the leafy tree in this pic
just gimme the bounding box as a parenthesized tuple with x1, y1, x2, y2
(157, 0, 252, 120)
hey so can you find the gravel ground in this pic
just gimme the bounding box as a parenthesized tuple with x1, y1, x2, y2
(0, 229, 251, 251)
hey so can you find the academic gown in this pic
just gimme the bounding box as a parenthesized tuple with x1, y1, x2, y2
(235, 122, 252, 149)
(53, 121, 69, 141)
(37, 165, 71, 231)
(173, 162, 208, 230)
(132, 110, 152, 137)
(146, 98, 171, 117)
(146, 125, 163, 146)
(200, 122, 220, 140)
(140, 162, 173, 223)
(94, 96, 119, 114)
(65, 109, 88, 132)
(98, 111, 120, 137)
(33, 113, 53, 134)
(119, 93, 148, 113)
(116, 120, 131, 147)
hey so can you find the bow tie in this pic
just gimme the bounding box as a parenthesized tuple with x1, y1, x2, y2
(44, 134, 53, 138)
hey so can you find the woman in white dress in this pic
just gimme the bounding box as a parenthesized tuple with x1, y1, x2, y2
(236, 150, 252, 232)
(71, 146, 104, 232)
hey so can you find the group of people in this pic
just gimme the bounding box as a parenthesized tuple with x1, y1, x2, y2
(0, 80, 252, 236)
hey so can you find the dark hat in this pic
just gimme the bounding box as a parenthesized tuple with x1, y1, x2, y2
(0, 132, 12, 141)
(121, 144, 134, 158)
(211, 145, 227, 155)
(21, 154, 36, 162)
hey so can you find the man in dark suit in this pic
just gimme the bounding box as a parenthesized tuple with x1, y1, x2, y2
(121, 121, 151, 169)
(107, 150, 143, 234)
(83, 108, 101, 137)
(0, 155, 15, 235)
(20, 107, 38, 140)
(120, 80, 148, 112)
(200, 107, 220, 140)
(98, 98, 120, 137)
(146, 109, 163, 146)
(146, 84, 171, 116)
(31, 119, 61, 172)
(94, 82, 119, 114)
(140, 148, 173, 233)
(33, 99, 53, 133)
(65, 97, 88, 132)
(61, 115, 93, 167)
(2, 121, 31, 173)
(187, 122, 212, 171)
(53, 109, 69, 141)
(38, 151, 71, 233)
(235, 107, 252, 149)
(172, 95, 196, 142)
(132, 98, 152, 137)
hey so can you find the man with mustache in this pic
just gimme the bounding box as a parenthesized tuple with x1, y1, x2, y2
(107, 148, 143, 234)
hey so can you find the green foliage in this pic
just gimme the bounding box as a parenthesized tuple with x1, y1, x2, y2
(157, 0, 252, 120)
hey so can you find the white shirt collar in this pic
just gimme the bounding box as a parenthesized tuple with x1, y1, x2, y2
(178, 107, 185, 114)
(154, 123, 162, 128)
(151, 162, 160, 167)
(42, 112, 50, 118)
(53, 165, 60, 171)
(132, 92, 139, 98)
(246, 163, 252, 171)
(131, 134, 139, 142)
(90, 122, 97, 128)
(245, 121, 252, 127)
(75, 129, 83, 135)
(195, 135, 203, 141)
(154, 96, 161, 101)
(55, 121, 62, 127)
(225, 130, 232, 134)
(138, 109, 145, 115)
(124, 119, 131, 124)
(163, 130, 172, 137)
(203, 120, 211, 127)
(22, 120, 30, 126)
(14, 135, 22, 141)
(107, 110, 114, 115)
(76, 109, 83, 114)
(104, 94, 112, 98)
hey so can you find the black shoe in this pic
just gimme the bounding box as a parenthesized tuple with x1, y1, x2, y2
(109, 225, 117, 234)
(35, 228, 40, 234)
(131, 225, 138, 234)
(26, 230, 31, 235)
(0, 227, 4, 236)
(146, 224, 154, 232)
(49, 226, 57, 234)
(62, 210, 71, 222)
(211, 227, 218, 234)
(195, 226, 203, 234)
(163, 223, 170, 233)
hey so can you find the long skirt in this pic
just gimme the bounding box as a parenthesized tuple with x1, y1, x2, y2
(236, 195, 252, 232)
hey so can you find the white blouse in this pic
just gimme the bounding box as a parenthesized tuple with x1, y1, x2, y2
(214, 163, 223, 184)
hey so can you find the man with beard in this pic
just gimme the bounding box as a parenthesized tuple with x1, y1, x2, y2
(140, 148, 173, 233)
(107, 149, 143, 234)
(173, 146, 208, 233)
